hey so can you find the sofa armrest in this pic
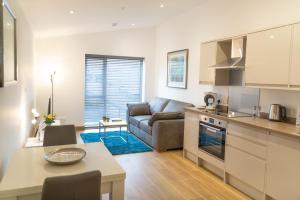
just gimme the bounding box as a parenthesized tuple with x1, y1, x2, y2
(148, 112, 184, 126)
(152, 119, 184, 151)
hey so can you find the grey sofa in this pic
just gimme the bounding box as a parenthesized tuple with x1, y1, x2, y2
(127, 97, 194, 151)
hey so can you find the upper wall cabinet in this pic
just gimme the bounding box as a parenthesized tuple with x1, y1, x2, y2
(245, 25, 292, 88)
(290, 23, 300, 88)
(199, 41, 232, 85)
(199, 42, 216, 84)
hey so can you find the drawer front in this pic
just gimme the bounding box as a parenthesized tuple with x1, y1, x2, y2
(225, 146, 266, 192)
(227, 134, 266, 159)
(228, 122, 268, 145)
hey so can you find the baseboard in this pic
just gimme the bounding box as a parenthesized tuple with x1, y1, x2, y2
(227, 174, 265, 200)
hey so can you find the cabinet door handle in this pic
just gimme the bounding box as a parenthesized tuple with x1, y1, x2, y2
(245, 83, 288, 88)
(207, 128, 218, 133)
(200, 123, 223, 132)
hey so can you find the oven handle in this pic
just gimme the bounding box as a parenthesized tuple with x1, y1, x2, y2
(200, 122, 223, 133)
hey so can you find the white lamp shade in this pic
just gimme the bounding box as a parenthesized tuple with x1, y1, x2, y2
(31, 119, 37, 124)
(31, 108, 37, 114)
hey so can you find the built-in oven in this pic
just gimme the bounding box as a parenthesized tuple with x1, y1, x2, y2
(199, 115, 227, 160)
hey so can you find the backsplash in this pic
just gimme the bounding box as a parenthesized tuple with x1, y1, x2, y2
(228, 86, 260, 114)
(211, 86, 300, 119)
(260, 89, 300, 118)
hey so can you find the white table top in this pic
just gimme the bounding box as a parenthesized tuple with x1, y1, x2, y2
(0, 143, 126, 198)
(99, 120, 128, 127)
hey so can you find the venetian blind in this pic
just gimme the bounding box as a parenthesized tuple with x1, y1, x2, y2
(84, 55, 144, 126)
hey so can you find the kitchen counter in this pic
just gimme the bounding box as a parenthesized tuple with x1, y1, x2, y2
(185, 107, 300, 138)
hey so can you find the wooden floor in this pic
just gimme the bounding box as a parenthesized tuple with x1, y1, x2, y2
(79, 129, 249, 200)
(103, 150, 250, 200)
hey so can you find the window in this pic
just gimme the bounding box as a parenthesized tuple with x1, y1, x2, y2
(84, 54, 144, 126)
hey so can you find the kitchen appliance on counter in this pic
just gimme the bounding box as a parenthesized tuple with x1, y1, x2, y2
(199, 115, 227, 160)
(204, 92, 217, 111)
(269, 104, 286, 122)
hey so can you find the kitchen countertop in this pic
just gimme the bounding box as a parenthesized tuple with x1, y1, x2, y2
(185, 107, 300, 138)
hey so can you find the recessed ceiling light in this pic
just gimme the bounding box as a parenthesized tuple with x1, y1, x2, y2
(69, 10, 75, 14)
(160, 4, 165, 8)
(131, 23, 136, 26)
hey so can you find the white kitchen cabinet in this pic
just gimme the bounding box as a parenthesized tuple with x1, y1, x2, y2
(226, 122, 267, 192)
(226, 134, 266, 159)
(225, 146, 266, 192)
(183, 112, 199, 155)
(245, 25, 292, 87)
(266, 133, 300, 200)
(228, 123, 268, 145)
(199, 42, 216, 84)
(290, 23, 300, 88)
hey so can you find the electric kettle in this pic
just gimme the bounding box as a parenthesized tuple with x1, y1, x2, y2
(268, 104, 286, 121)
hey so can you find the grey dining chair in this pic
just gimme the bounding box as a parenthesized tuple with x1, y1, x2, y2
(41, 170, 102, 200)
(43, 125, 77, 147)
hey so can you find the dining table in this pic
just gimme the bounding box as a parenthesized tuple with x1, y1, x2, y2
(0, 143, 126, 200)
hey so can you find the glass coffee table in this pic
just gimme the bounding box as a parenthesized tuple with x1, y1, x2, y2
(99, 120, 128, 143)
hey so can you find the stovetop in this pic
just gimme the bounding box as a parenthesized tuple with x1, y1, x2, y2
(198, 108, 252, 118)
(217, 111, 252, 118)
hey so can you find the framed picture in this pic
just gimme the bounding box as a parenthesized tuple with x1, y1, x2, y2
(0, 0, 17, 87)
(167, 49, 188, 89)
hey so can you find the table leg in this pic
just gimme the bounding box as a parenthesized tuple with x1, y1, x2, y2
(127, 125, 129, 142)
(99, 122, 101, 134)
(109, 180, 125, 200)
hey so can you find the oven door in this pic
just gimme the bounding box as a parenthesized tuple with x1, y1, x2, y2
(199, 122, 226, 160)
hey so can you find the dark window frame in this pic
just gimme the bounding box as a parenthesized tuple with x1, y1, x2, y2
(84, 54, 144, 126)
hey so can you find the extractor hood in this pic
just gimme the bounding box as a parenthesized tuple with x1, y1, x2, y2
(210, 37, 246, 69)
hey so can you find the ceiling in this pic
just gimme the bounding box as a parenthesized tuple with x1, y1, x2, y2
(18, 0, 207, 38)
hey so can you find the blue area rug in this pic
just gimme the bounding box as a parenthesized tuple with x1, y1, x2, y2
(80, 131, 153, 155)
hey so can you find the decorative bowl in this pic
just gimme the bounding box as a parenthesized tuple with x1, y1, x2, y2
(44, 147, 86, 165)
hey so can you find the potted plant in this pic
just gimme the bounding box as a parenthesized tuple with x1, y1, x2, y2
(44, 114, 56, 125)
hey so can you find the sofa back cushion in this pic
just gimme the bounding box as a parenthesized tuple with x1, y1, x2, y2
(163, 100, 194, 113)
(127, 103, 151, 116)
(149, 97, 170, 114)
(148, 112, 184, 126)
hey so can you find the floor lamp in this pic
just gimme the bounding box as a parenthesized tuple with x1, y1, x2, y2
(50, 71, 56, 116)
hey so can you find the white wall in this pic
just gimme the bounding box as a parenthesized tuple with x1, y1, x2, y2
(35, 27, 156, 126)
(154, 0, 300, 117)
(0, 0, 34, 179)
(34, 0, 300, 123)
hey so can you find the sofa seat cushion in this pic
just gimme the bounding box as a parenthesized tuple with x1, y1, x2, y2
(149, 97, 170, 114)
(129, 115, 152, 127)
(163, 100, 194, 113)
(139, 120, 152, 135)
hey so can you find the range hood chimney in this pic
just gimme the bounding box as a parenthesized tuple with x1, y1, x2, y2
(210, 37, 246, 69)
